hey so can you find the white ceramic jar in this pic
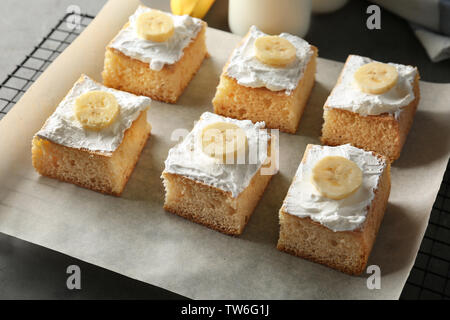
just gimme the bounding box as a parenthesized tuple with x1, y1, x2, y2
(312, 0, 349, 14)
(228, 0, 311, 37)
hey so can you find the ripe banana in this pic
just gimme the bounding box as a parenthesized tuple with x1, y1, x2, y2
(74, 91, 119, 131)
(311, 156, 363, 200)
(191, 0, 216, 18)
(254, 36, 296, 67)
(171, 0, 216, 19)
(199, 122, 248, 163)
(354, 62, 399, 95)
(171, 0, 198, 16)
(136, 10, 174, 42)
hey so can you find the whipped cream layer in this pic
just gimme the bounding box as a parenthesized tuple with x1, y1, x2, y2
(109, 6, 203, 71)
(326, 55, 417, 118)
(36, 75, 151, 154)
(283, 144, 386, 232)
(163, 112, 271, 198)
(226, 25, 314, 94)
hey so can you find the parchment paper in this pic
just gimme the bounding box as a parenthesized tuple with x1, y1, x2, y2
(0, 0, 449, 299)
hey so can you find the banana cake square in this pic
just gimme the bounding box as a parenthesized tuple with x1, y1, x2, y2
(277, 144, 390, 275)
(212, 25, 317, 133)
(321, 55, 420, 162)
(32, 74, 151, 196)
(103, 6, 208, 103)
(162, 112, 276, 235)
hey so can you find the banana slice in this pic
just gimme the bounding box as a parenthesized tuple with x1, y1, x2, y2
(199, 122, 248, 163)
(136, 10, 175, 42)
(254, 36, 296, 67)
(74, 91, 119, 131)
(354, 62, 399, 94)
(311, 156, 363, 200)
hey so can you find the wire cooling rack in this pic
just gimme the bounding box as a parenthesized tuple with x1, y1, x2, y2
(1, 12, 449, 300)
(401, 160, 450, 299)
(0, 13, 94, 121)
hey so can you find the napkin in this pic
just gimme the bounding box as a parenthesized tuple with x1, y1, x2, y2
(372, 0, 450, 62)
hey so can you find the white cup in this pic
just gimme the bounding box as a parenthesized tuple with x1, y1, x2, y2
(312, 0, 349, 14)
(228, 0, 312, 38)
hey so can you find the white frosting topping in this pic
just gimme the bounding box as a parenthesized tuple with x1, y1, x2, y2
(326, 55, 417, 118)
(36, 75, 151, 154)
(109, 6, 203, 71)
(225, 25, 314, 94)
(283, 144, 386, 232)
(163, 112, 271, 198)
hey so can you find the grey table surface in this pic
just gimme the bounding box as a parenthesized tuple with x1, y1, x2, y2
(0, 0, 449, 299)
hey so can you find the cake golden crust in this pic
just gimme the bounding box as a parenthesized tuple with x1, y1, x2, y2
(162, 137, 275, 236)
(212, 32, 317, 134)
(277, 144, 391, 275)
(103, 21, 208, 104)
(32, 110, 151, 197)
(321, 56, 420, 162)
(162, 166, 273, 236)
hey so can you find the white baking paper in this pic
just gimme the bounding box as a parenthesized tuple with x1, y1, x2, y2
(0, 0, 449, 299)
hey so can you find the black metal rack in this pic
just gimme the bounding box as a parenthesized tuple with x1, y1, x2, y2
(0, 12, 449, 300)
(0, 13, 93, 121)
(401, 160, 450, 299)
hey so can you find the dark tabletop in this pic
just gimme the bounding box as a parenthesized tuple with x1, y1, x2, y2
(0, 0, 449, 300)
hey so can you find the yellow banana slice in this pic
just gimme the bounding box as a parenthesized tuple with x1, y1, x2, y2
(354, 62, 399, 94)
(171, 0, 198, 16)
(254, 36, 296, 67)
(199, 122, 248, 163)
(74, 91, 119, 131)
(311, 156, 363, 200)
(136, 10, 175, 42)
